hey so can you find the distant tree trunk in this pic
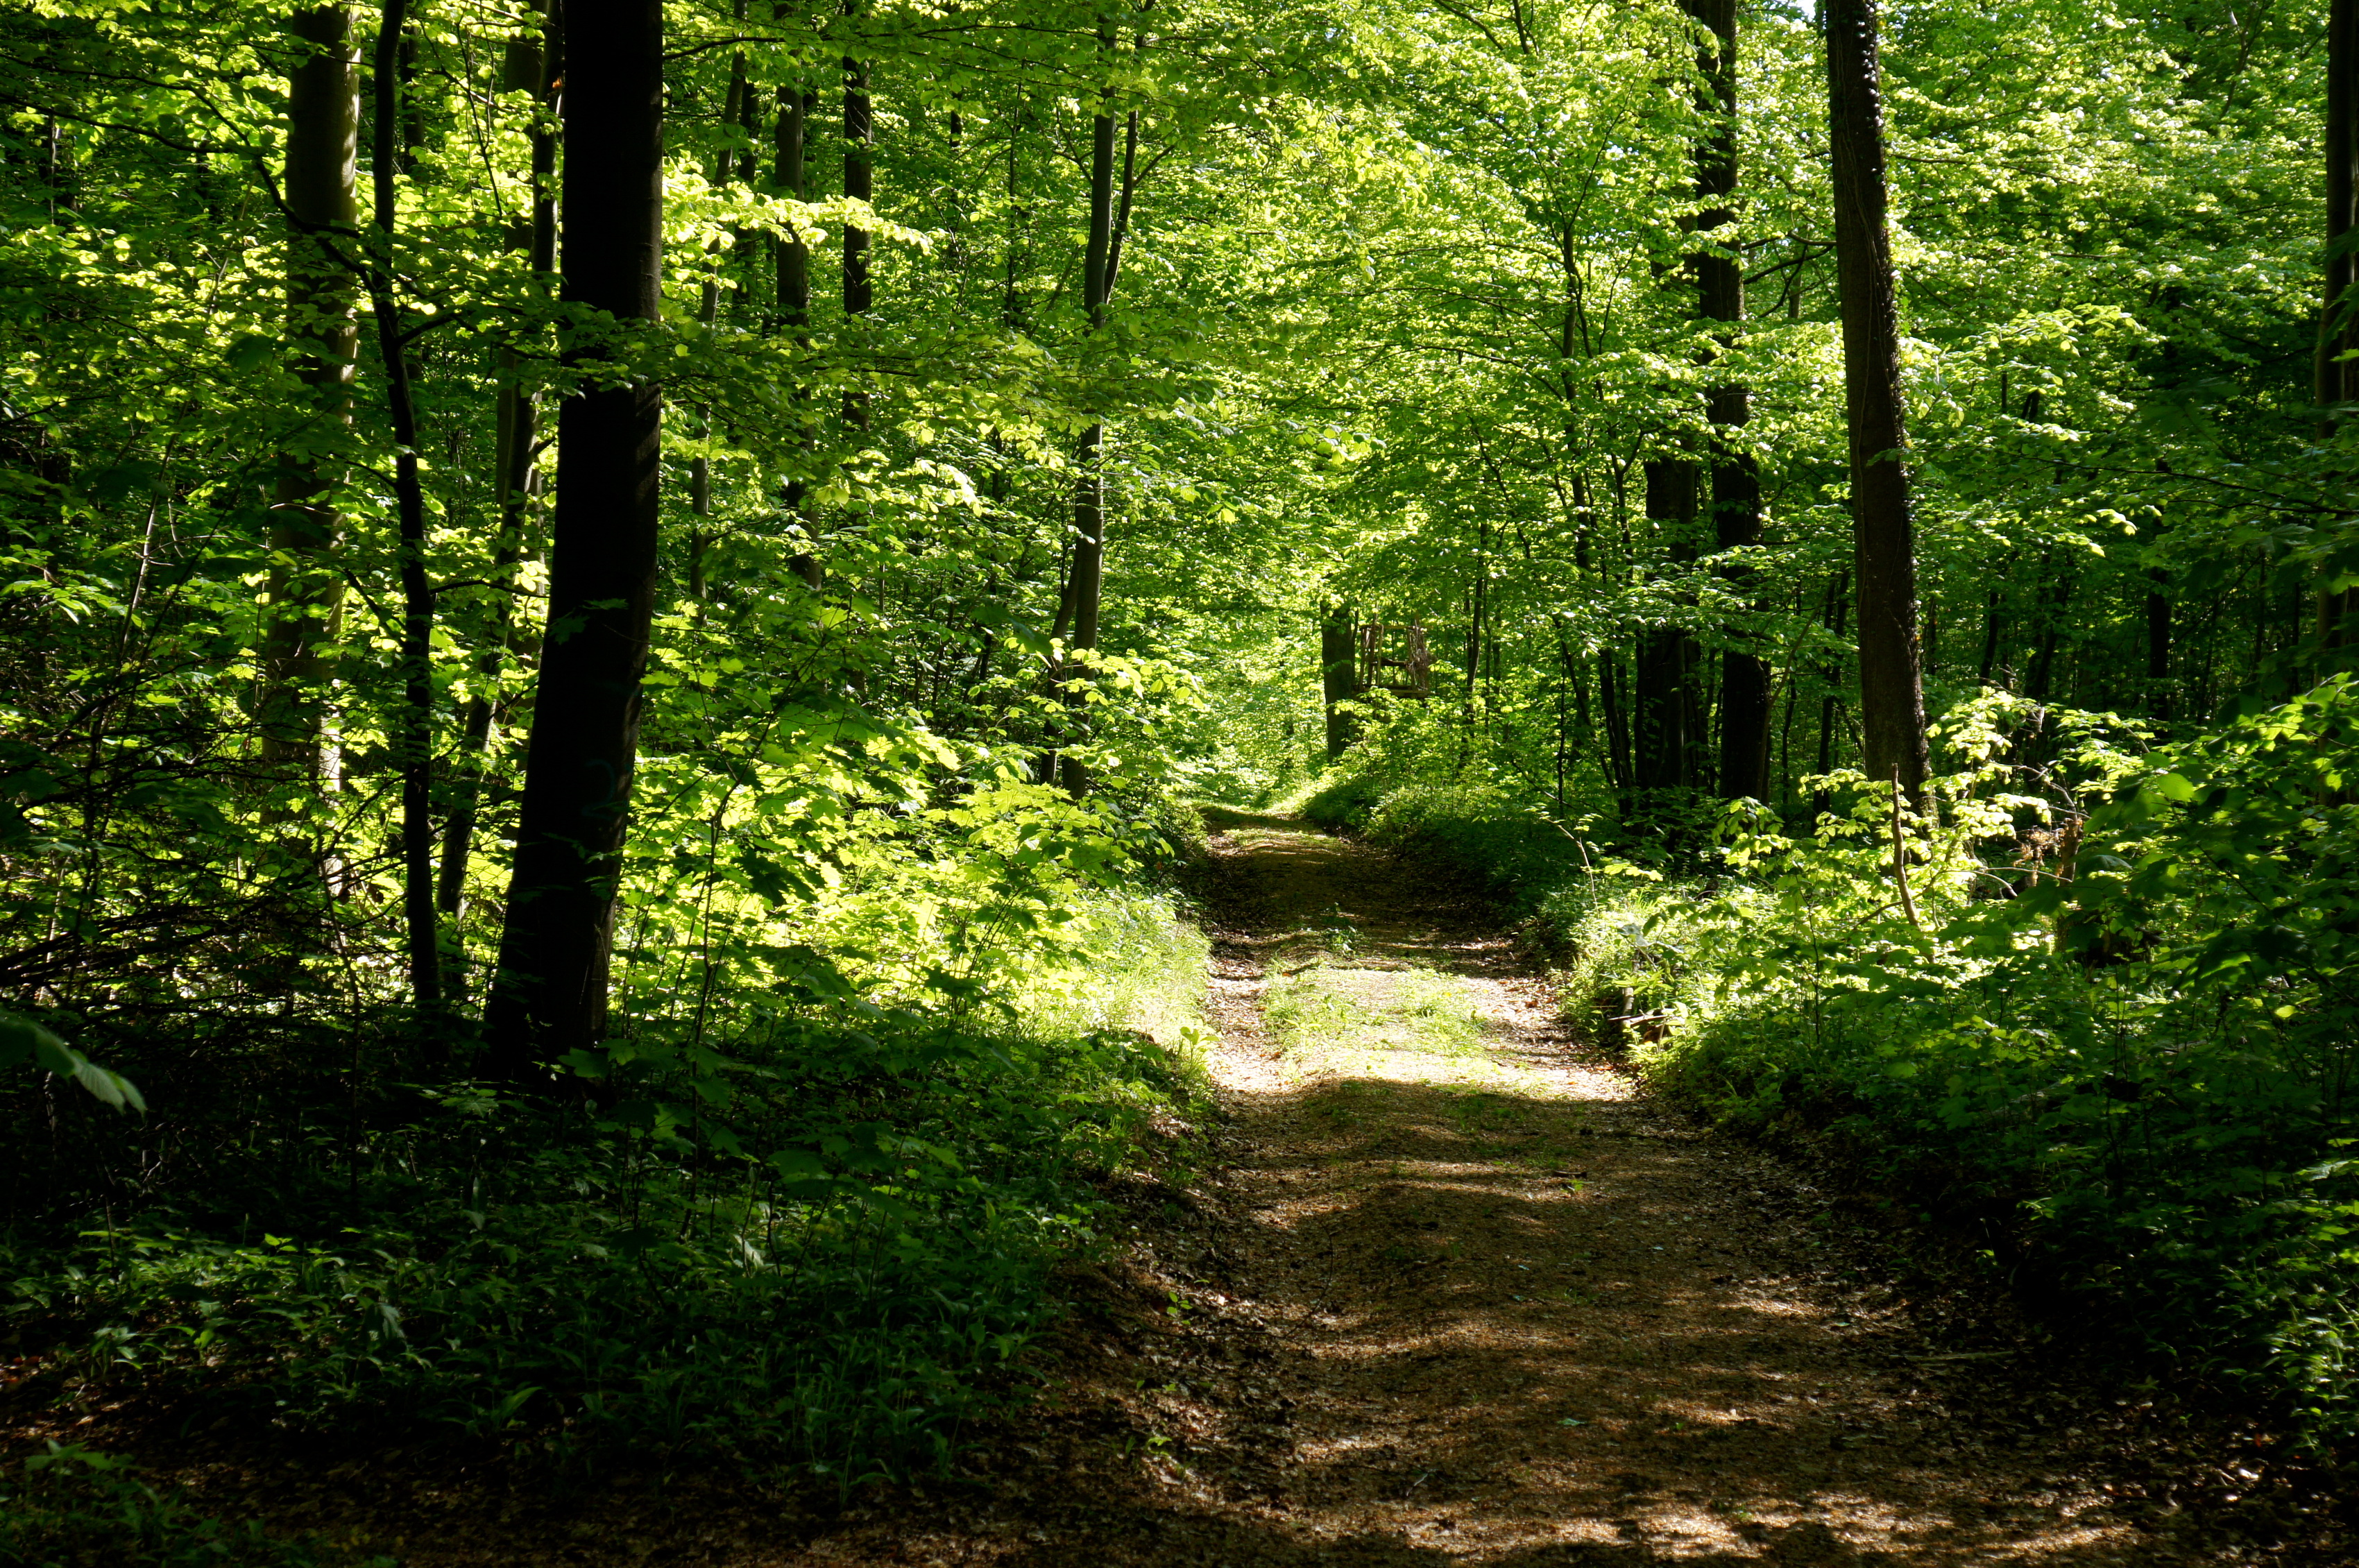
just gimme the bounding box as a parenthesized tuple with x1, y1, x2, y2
(2025, 555, 2072, 703)
(437, 0, 559, 986)
(2322, 0, 2358, 647)
(1813, 570, 1851, 819)
(1321, 603, 1358, 761)
(260, 7, 360, 789)
(1058, 33, 1124, 796)
(367, 0, 439, 1012)
(1598, 647, 1634, 810)
(1824, 0, 1929, 802)
(484, 0, 665, 1073)
(689, 13, 748, 604)
(1632, 457, 1697, 814)
(842, 8, 871, 429)
(1976, 583, 2004, 686)
(1683, 0, 1770, 806)
(774, 65, 823, 591)
(2323, 0, 2358, 438)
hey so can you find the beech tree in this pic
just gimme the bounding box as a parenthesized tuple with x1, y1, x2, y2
(485, 0, 667, 1070)
(1687, 0, 1769, 806)
(1823, 0, 1928, 801)
(259, 6, 359, 790)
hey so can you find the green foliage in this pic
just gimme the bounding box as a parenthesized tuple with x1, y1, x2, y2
(1513, 688, 2359, 1449)
(0, 1014, 142, 1113)
(0, 1443, 391, 1567)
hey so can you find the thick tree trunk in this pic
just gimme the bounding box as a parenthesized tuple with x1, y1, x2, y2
(1825, 0, 1929, 803)
(1686, 0, 1771, 804)
(368, 0, 439, 1012)
(260, 7, 360, 787)
(485, 0, 665, 1072)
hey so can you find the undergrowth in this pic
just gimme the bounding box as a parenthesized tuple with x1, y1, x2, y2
(4, 783, 1216, 1489)
(0, 1444, 393, 1567)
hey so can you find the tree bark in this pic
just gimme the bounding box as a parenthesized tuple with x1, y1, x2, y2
(260, 7, 360, 788)
(368, 0, 439, 1012)
(1685, 0, 1771, 804)
(1824, 0, 1929, 802)
(484, 0, 665, 1073)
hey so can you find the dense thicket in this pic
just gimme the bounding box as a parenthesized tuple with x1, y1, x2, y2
(1, 0, 2354, 1505)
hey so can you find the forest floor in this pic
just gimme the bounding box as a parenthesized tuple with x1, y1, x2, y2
(15, 816, 2352, 1565)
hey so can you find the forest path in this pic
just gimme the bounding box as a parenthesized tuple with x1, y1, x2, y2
(1042, 813, 2154, 1567)
(223, 818, 2278, 1565)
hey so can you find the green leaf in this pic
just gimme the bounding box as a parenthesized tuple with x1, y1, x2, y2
(1, 1014, 144, 1112)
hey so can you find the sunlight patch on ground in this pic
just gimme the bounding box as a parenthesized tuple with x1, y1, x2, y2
(1260, 961, 1565, 1102)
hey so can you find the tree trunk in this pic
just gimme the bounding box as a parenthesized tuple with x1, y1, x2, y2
(260, 7, 360, 788)
(1813, 570, 1850, 819)
(842, 6, 871, 430)
(484, 0, 665, 1073)
(368, 0, 439, 1012)
(1058, 37, 1122, 796)
(774, 70, 824, 591)
(1686, 0, 1771, 804)
(2322, 0, 2357, 436)
(2321, 0, 2358, 647)
(437, 0, 559, 983)
(1322, 603, 1359, 761)
(1824, 0, 1929, 801)
(1976, 583, 2004, 686)
(689, 16, 748, 604)
(1598, 648, 1633, 808)
(1632, 457, 1696, 810)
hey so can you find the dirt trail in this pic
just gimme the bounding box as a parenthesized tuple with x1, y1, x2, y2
(765, 816, 2295, 1567)
(1060, 815, 2156, 1566)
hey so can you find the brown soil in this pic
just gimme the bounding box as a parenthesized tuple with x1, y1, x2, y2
(15, 820, 2350, 1564)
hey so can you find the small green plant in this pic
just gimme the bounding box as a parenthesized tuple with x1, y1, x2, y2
(0, 1442, 392, 1567)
